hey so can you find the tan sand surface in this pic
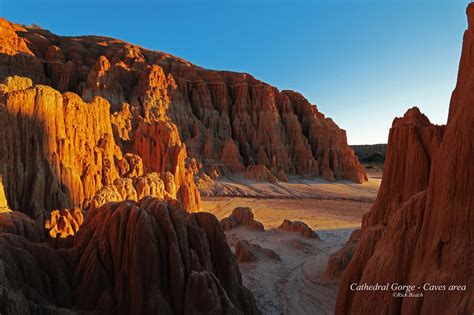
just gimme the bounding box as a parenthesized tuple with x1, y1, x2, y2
(200, 174, 381, 202)
(202, 174, 381, 230)
(203, 197, 371, 230)
(201, 175, 381, 314)
(226, 227, 354, 314)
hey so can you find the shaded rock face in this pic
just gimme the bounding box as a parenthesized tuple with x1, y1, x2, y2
(0, 198, 260, 314)
(221, 207, 265, 232)
(335, 5, 474, 314)
(0, 18, 366, 184)
(362, 107, 445, 228)
(324, 229, 361, 278)
(0, 211, 73, 314)
(235, 240, 281, 263)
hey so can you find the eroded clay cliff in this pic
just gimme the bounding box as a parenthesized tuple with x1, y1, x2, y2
(0, 17, 366, 186)
(0, 78, 201, 217)
(333, 5, 474, 314)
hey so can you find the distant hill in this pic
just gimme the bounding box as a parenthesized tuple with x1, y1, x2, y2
(351, 144, 387, 164)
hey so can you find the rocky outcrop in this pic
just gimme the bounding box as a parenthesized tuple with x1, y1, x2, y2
(277, 219, 320, 239)
(90, 172, 164, 207)
(70, 198, 258, 314)
(219, 138, 246, 173)
(0, 211, 73, 314)
(0, 198, 260, 314)
(0, 17, 366, 184)
(0, 20, 46, 84)
(334, 5, 474, 314)
(44, 208, 84, 238)
(235, 240, 281, 263)
(333, 108, 452, 314)
(0, 211, 42, 241)
(132, 120, 201, 211)
(221, 207, 265, 232)
(337, 106, 443, 280)
(117, 153, 144, 178)
(244, 165, 279, 184)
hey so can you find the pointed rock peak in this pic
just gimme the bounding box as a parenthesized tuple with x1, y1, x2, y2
(467, 2, 474, 30)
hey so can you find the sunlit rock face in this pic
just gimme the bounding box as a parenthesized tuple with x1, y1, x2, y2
(0, 83, 120, 219)
(0, 75, 201, 217)
(44, 208, 84, 238)
(334, 5, 474, 314)
(0, 198, 260, 314)
(0, 176, 8, 211)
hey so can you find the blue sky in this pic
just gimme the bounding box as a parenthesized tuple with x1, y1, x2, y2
(1, 0, 469, 144)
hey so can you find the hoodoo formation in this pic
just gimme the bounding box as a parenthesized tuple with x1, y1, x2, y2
(332, 4, 474, 314)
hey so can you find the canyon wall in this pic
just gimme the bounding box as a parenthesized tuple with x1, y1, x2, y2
(0, 17, 366, 187)
(334, 5, 474, 314)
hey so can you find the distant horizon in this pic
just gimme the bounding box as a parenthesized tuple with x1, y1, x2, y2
(1, 0, 470, 144)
